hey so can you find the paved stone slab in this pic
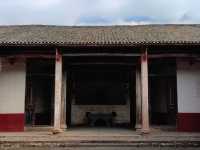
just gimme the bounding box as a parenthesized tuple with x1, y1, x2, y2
(0, 128, 200, 148)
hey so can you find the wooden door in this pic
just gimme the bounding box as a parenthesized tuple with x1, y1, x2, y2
(167, 77, 177, 125)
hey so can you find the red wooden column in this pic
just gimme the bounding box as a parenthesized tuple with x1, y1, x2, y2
(61, 72, 67, 129)
(141, 48, 150, 133)
(54, 49, 63, 131)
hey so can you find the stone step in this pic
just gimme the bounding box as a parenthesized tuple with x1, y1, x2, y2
(1, 139, 200, 149)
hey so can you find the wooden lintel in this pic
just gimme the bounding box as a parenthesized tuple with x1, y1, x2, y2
(4, 54, 55, 59)
(149, 53, 200, 59)
(63, 53, 140, 57)
(69, 62, 136, 66)
(63, 53, 200, 58)
(1, 53, 200, 59)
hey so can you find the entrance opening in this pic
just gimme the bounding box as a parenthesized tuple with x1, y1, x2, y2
(73, 69, 128, 105)
(66, 66, 136, 128)
(149, 59, 177, 126)
(25, 59, 54, 126)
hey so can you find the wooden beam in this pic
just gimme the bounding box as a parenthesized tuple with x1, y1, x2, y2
(149, 53, 200, 59)
(141, 48, 150, 134)
(3, 54, 55, 59)
(69, 62, 136, 66)
(1, 53, 200, 59)
(63, 53, 140, 57)
(54, 49, 63, 131)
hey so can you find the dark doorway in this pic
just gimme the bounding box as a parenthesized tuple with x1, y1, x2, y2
(129, 70, 136, 128)
(65, 65, 136, 128)
(25, 59, 54, 126)
(72, 69, 129, 105)
(149, 59, 177, 125)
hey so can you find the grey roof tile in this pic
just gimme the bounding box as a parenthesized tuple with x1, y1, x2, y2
(0, 25, 200, 46)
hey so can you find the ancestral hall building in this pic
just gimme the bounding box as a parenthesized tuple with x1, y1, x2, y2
(0, 25, 200, 132)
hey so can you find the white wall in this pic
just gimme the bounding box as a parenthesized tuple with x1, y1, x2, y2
(71, 98, 130, 125)
(177, 60, 200, 113)
(0, 58, 26, 114)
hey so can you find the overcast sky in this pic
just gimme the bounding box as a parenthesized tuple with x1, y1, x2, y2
(0, 0, 200, 25)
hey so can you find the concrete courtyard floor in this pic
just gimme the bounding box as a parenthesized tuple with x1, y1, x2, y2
(0, 127, 200, 149)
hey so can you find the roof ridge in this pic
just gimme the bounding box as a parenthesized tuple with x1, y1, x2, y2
(0, 24, 199, 28)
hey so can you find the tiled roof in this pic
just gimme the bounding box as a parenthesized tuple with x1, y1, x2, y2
(0, 25, 200, 46)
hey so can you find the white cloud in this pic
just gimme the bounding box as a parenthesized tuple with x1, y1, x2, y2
(30, 0, 62, 8)
(0, 0, 199, 25)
